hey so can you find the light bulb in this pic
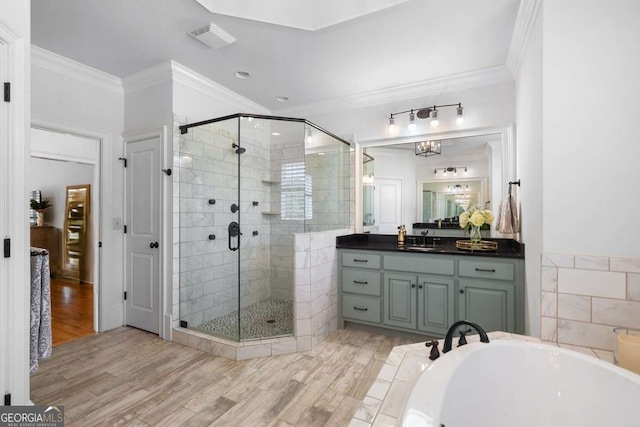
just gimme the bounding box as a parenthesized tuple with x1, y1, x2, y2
(408, 111, 417, 131)
(388, 116, 396, 133)
(456, 105, 464, 125)
(453, 168, 458, 176)
(430, 109, 439, 128)
(305, 129, 313, 144)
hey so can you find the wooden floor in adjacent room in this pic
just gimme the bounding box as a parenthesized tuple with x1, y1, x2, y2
(31, 326, 414, 426)
(50, 278, 95, 347)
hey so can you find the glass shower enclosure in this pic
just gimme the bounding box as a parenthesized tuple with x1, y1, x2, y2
(177, 114, 350, 342)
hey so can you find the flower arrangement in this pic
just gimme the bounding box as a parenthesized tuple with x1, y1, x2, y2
(459, 205, 494, 243)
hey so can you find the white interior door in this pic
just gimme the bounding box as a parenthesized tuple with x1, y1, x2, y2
(374, 178, 403, 233)
(125, 136, 161, 334)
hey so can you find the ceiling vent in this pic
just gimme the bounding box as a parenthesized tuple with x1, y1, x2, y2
(189, 23, 236, 49)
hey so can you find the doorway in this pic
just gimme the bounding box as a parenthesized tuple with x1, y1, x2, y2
(30, 127, 101, 346)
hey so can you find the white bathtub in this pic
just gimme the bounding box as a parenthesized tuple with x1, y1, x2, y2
(401, 340, 640, 427)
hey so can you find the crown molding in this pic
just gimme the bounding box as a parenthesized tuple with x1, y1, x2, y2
(274, 65, 513, 117)
(121, 61, 174, 94)
(122, 60, 270, 114)
(170, 61, 270, 114)
(31, 45, 124, 95)
(506, 0, 543, 77)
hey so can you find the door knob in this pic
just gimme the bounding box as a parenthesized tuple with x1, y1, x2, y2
(149, 242, 159, 248)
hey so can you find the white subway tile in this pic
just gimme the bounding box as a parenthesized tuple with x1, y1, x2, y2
(575, 255, 609, 271)
(544, 254, 575, 268)
(610, 257, 640, 273)
(557, 319, 616, 350)
(541, 266, 558, 292)
(557, 294, 591, 322)
(558, 268, 626, 299)
(592, 298, 640, 329)
(541, 292, 557, 317)
(628, 273, 640, 301)
(540, 317, 557, 342)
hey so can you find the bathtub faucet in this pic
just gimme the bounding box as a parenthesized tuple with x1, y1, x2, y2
(442, 320, 490, 353)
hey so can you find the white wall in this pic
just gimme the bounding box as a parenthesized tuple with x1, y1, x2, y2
(543, 0, 640, 258)
(30, 157, 95, 283)
(515, 6, 543, 337)
(32, 64, 125, 331)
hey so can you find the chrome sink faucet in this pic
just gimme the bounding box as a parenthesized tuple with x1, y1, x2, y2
(420, 229, 428, 245)
(442, 320, 490, 353)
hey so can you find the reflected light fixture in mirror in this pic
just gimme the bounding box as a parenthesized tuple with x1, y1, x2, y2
(305, 128, 313, 144)
(434, 166, 468, 176)
(415, 140, 441, 157)
(388, 115, 396, 133)
(429, 109, 439, 129)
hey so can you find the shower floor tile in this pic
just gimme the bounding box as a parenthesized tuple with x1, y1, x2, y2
(196, 298, 293, 340)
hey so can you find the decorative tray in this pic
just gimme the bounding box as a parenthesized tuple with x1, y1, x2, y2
(456, 240, 498, 252)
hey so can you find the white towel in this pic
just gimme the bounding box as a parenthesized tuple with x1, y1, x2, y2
(497, 194, 520, 233)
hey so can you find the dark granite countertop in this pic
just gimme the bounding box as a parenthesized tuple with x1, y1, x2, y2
(336, 234, 524, 259)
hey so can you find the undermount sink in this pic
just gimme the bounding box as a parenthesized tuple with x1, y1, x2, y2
(404, 245, 437, 252)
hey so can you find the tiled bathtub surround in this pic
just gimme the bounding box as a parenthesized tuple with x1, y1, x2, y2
(351, 332, 613, 427)
(540, 253, 640, 351)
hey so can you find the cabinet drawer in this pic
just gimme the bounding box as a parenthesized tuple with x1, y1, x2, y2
(459, 260, 514, 281)
(384, 255, 454, 276)
(342, 253, 381, 269)
(343, 269, 381, 296)
(343, 294, 381, 324)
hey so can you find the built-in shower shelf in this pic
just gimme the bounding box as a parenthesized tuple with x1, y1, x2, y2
(261, 211, 281, 215)
(261, 180, 280, 184)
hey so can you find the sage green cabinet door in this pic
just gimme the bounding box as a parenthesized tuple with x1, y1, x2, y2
(458, 279, 515, 333)
(383, 273, 417, 329)
(417, 275, 454, 336)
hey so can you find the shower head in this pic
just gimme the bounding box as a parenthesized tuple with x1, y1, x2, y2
(232, 143, 246, 154)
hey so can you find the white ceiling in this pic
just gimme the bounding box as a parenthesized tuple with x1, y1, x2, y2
(31, 0, 520, 110)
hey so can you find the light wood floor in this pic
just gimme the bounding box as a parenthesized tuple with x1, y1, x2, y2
(50, 279, 95, 347)
(31, 326, 414, 426)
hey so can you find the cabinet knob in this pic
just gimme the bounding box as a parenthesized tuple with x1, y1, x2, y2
(418, 284, 423, 289)
(411, 283, 416, 288)
(459, 289, 465, 294)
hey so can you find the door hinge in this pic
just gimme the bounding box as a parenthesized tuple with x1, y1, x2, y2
(118, 157, 127, 167)
(4, 82, 10, 102)
(98, 241, 102, 248)
(124, 292, 127, 300)
(3, 238, 10, 258)
(4, 393, 11, 406)
(123, 225, 127, 234)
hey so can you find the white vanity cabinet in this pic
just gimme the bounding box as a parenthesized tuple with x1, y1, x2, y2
(338, 249, 524, 336)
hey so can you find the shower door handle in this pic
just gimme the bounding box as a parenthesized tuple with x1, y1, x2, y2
(228, 221, 241, 251)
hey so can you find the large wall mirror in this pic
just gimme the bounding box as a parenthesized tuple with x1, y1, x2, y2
(358, 128, 512, 234)
(62, 184, 91, 282)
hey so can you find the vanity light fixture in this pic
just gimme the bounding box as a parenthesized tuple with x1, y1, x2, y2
(434, 166, 468, 176)
(415, 140, 441, 157)
(388, 115, 396, 133)
(386, 102, 463, 134)
(408, 110, 417, 132)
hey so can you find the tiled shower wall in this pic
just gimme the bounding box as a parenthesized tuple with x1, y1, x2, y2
(305, 152, 351, 232)
(540, 253, 640, 351)
(269, 141, 305, 301)
(172, 115, 274, 328)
